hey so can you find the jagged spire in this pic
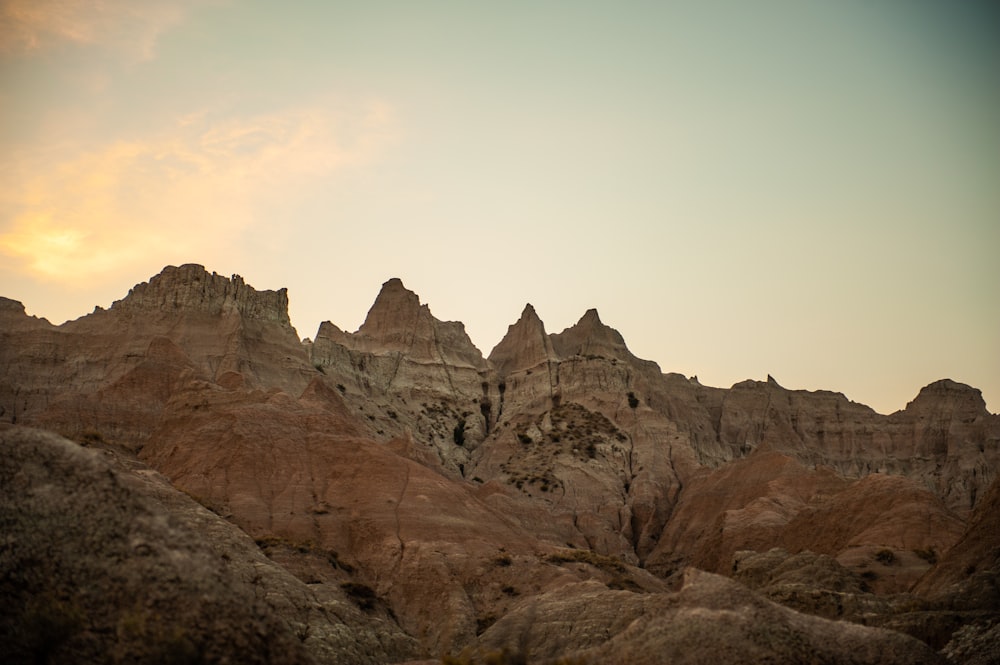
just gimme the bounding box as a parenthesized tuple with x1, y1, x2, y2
(355, 277, 423, 346)
(488, 303, 556, 375)
(331, 278, 485, 368)
(550, 308, 628, 361)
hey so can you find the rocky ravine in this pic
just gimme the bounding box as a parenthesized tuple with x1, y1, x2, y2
(1, 264, 998, 663)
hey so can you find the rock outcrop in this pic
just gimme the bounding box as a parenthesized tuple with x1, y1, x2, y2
(912, 474, 1000, 606)
(0, 426, 418, 664)
(1, 264, 998, 663)
(0, 264, 315, 448)
(476, 570, 945, 664)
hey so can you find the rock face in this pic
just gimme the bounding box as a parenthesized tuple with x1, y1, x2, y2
(646, 450, 967, 593)
(0, 264, 314, 449)
(912, 474, 1000, 606)
(309, 278, 490, 475)
(1, 264, 999, 663)
(477, 570, 945, 665)
(112, 263, 292, 324)
(0, 426, 417, 665)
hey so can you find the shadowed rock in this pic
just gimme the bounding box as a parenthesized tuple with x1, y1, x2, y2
(0, 426, 418, 664)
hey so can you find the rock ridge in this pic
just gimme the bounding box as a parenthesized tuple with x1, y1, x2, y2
(2, 264, 1000, 662)
(110, 263, 292, 326)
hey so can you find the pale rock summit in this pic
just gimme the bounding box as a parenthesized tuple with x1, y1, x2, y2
(488, 303, 557, 376)
(111, 263, 292, 325)
(550, 308, 659, 374)
(346, 278, 486, 370)
(902, 378, 989, 418)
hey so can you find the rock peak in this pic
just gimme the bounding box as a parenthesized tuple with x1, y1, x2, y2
(489, 304, 555, 375)
(0, 297, 26, 315)
(550, 307, 630, 362)
(381, 277, 408, 292)
(111, 264, 291, 325)
(0, 297, 52, 330)
(905, 379, 988, 416)
(343, 278, 485, 368)
(356, 278, 423, 345)
(520, 303, 539, 320)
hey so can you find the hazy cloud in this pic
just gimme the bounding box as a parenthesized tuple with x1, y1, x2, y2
(0, 100, 396, 283)
(0, 0, 212, 59)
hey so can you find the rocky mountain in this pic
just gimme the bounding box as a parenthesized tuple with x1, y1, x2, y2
(1, 264, 997, 664)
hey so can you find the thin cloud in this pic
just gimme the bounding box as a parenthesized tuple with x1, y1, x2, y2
(0, 100, 397, 284)
(0, 0, 212, 59)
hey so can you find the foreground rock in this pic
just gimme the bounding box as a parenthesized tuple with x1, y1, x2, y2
(0, 426, 418, 664)
(475, 569, 945, 664)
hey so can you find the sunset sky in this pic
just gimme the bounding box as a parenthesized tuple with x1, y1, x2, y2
(1, 1, 997, 415)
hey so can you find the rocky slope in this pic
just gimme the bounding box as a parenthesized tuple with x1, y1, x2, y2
(477, 570, 945, 665)
(0, 426, 417, 664)
(2, 264, 998, 662)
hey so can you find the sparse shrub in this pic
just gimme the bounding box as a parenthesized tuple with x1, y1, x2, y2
(80, 430, 105, 446)
(341, 582, 378, 611)
(299, 538, 317, 553)
(546, 549, 625, 573)
(607, 576, 643, 592)
(858, 569, 878, 592)
(476, 615, 497, 635)
(337, 384, 346, 393)
(517, 433, 533, 445)
(875, 548, 896, 565)
(627, 392, 639, 409)
(494, 554, 512, 567)
(331, 551, 355, 573)
(501, 585, 518, 596)
(913, 547, 938, 564)
(23, 597, 84, 663)
(153, 628, 201, 665)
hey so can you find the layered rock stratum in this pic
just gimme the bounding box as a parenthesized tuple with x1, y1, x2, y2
(1, 264, 997, 663)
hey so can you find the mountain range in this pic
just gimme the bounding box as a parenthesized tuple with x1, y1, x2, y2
(2, 263, 998, 664)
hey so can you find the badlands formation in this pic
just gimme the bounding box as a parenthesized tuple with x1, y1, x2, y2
(1, 264, 998, 664)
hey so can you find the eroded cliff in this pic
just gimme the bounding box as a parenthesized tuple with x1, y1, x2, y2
(2, 264, 997, 663)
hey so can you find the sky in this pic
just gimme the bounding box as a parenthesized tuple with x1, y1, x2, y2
(1, 1, 997, 415)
